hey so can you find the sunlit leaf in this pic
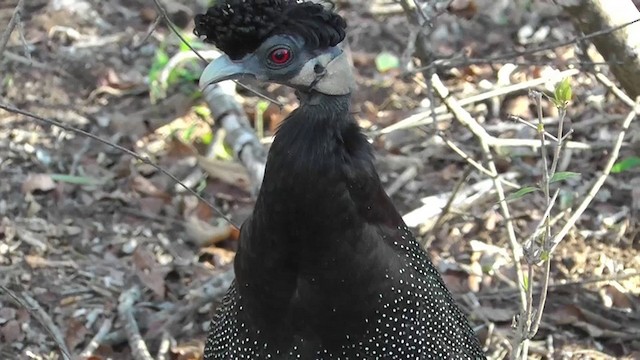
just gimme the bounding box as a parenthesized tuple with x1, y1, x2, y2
(506, 186, 539, 202)
(200, 131, 213, 145)
(549, 171, 580, 183)
(611, 156, 640, 173)
(182, 123, 197, 142)
(554, 77, 572, 108)
(540, 250, 550, 261)
(375, 52, 400, 73)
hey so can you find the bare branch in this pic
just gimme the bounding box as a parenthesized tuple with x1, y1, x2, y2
(429, 74, 528, 312)
(118, 286, 153, 360)
(549, 97, 639, 253)
(410, 16, 640, 73)
(0, 0, 25, 61)
(0, 285, 72, 360)
(558, 0, 640, 98)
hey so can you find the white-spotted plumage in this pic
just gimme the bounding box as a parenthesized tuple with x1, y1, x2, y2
(204, 220, 485, 359)
(197, 1, 486, 358)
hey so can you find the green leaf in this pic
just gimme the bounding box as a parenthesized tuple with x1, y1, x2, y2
(50, 174, 104, 186)
(540, 250, 550, 261)
(554, 77, 572, 107)
(506, 186, 539, 202)
(200, 131, 213, 145)
(179, 34, 206, 52)
(522, 274, 529, 291)
(213, 134, 234, 161)
(549, 171, 581, 183)
(193, 105, 211, 118)
(559, 188, 574, 210)
(149, 48, 169, 83)
(611, 156, 640, 173)
(375, 52, 400, 73)
(182, 123, 197, 142)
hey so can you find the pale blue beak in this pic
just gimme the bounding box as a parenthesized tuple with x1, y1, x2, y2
(199, 55, 254, 89)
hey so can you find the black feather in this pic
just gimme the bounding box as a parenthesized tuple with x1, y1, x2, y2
(194, 0, 346, 60)
(202, 94, 487, 359)
(196, 1, 487, 359)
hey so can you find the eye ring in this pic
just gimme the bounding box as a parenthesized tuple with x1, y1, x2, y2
(268, 47, 292, 66)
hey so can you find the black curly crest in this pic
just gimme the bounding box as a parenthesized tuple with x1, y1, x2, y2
(194, 0, 346, 60)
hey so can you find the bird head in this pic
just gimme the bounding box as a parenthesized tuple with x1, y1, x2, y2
(194, 0, 354, 96)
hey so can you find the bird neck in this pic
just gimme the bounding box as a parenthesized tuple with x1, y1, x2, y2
(244, 90, 380, 255)
(234, 91, 404, 335)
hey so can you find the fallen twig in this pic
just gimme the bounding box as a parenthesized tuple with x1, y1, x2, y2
(156, 331, 172, 360)
(118, 286, 153, 360)
(379, 69, 580, 134)
(0, 285, 72, 360)
(80, 318, 113, 358)
(429, 73, 528, 335)
(0, 0, 25, 61)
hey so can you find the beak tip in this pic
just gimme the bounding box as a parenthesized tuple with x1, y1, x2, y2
(199, 55, 249, 90)
(198, 77, 212, 90)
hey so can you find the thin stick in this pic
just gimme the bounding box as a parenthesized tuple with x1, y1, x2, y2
(0, 0, 25, 60)
(80, 318, 113, 358)
(438, 133, 520, 189)
(410, 17, 640, 73)
(0, 286, 72, 360)
(549, 100, 639, 253)
(429, 74, 528, 310)
(380, 68, 579, 134)
(426, 165, 473, 243)
(156, 331, 172, 360)
(118, 286, 153, 360)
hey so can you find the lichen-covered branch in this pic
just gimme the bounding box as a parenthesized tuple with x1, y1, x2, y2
(558, 0, 640, 98)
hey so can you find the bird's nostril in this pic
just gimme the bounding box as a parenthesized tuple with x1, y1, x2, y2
(314, 64, 325, 74)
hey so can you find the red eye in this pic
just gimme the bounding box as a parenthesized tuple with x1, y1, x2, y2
(269, 48, 291, 65)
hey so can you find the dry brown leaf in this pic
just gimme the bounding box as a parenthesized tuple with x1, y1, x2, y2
(133, 247, 166, 299)
(600, 283, 635, 311)
(551, 304, 583, 325)
(550, 304, 605, 338)
(441, 272, 469, 293)
(447, 0, 478, 20)
(138, 197, 166, 216)
(165, 136, 197, 158)
(65, 317, 88, 350)
(22, 173, 56, 194)
(0, 307, 16, 323)
(185, 216, 233, 246)
(132, 247, 157, 271)
(173, 340, 204, 360)
(550, 304, 628, 339)
(1, 319, 23, 343)
(137, 270, 166, 300)
(199, 246, 236, 268)
(131, 175, 170, 199)
(197, 156, 251, 191)
(467, 257, 483, 293)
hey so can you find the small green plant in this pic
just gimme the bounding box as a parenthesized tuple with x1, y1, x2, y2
(148, 33, 206, 103)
